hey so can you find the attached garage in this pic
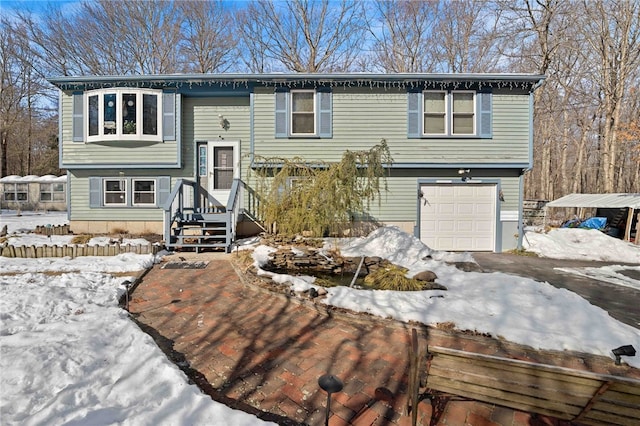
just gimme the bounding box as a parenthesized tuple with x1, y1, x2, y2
(419, 183, 498, 251)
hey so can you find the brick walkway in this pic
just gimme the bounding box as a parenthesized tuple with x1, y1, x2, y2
(128, 255, 589, 426)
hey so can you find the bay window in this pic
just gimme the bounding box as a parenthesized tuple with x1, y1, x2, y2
(85, 89, 162, 142)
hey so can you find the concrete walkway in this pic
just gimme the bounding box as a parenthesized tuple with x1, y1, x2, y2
(128, 254, 618, 426)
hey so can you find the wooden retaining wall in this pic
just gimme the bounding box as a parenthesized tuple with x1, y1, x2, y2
(34, 224, 71, 235)
(1, 243, 161, 258)
(426, 346, 640, 426)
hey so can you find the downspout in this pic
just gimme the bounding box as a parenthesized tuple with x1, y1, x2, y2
(249, 91, 255, 168)
(518, 78, 545, 250)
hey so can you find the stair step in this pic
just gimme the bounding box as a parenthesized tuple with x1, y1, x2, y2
(174, 226, 227, 232)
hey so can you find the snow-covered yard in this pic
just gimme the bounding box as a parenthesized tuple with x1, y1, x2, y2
(1, 210, 639, 425)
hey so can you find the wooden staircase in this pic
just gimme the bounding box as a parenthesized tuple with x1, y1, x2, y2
(162, 179, 244, 253)
(171, 209, 231, 253)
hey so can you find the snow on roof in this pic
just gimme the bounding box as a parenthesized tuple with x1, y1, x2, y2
(546, 193, 640, 209)
(0, 175, 66, 183)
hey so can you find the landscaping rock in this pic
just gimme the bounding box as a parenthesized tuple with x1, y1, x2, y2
(412, 270, 438, 282)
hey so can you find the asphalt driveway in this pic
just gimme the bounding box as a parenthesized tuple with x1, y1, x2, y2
(472, 252, 640, 330)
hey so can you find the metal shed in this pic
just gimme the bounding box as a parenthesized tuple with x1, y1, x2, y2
(545, 193, 640, 244)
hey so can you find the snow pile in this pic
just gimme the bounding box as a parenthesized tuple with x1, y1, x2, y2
(524, 227, 640, 263)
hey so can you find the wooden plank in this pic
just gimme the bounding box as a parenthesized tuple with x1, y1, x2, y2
(591, 399, 640, 418)
(431, 352, 605, 389)
(429, 363, 598, 404)
(581, 408, 640, 426)
(624, 207, 634, 241)
(428, 346, 640, 385)
(427, 376, 578, 418)
(608, 381, 640, 396)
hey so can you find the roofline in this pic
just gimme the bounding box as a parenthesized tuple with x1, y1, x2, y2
(47, 72, 546, 87)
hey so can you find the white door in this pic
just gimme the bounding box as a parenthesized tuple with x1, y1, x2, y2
(420, 183, 496, 251)
(206, 140, 239, 208)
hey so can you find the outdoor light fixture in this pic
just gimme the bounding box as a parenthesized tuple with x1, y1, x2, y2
(218, 114, 230, 131)
(612, 344, 636, 365)
(458, 168, 472, 182)
(318, 374, 343, 426)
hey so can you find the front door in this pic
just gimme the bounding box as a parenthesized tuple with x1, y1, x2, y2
(199, 140, 239, 208)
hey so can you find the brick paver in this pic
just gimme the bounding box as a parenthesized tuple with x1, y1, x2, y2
(128, 255, 605, 425)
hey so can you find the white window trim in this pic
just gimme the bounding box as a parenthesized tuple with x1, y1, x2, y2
(85, 88, 162, 143)
(290, 89, 317, 136)
(132, 179, 156, 206)
(3, 183, 28, 202)
(423, 90, 448, 136)
(422, 90, 477, 136)
(103, 178, 127, 206)
(451, 90, 476, 136)
(39, 183, 65, 202)
(198, 144, 208, 177)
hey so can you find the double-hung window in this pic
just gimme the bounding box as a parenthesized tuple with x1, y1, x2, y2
(90, 176, 170, 208)
(85, 89, 162, 142)
(424, 90, 475, 136)
(132, 179, 155, 206)
(40, 183, 65, 202)
(424, 91, 448, 135)
(408, 90, 492, 138)
(290, 90, 316, 135)
(3, 183, 28, 202)
(275, 88, 332, 138)
(104, 179, 127, 206)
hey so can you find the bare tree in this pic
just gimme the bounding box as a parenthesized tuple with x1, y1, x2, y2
(432, 0, 504, 73)
(177, 0, 237, 73)
(367, 0, 441, 72)
(579, 0, 640, 193)
(236, 0, 366, 72)
(16, 0, 184, 76)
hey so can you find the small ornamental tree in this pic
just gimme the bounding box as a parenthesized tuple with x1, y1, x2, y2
(251, 139, 393, 237)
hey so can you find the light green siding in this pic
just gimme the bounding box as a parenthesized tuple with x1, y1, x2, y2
(69, 170, 169, 221)
(60, 92, 179, 166)
(182, 97, 251, 178)
(499, 176, 522, 212)
(252, 87, 531, 164)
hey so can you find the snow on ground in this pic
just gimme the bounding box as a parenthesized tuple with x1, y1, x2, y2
(0, 211, 275, 426)
(524, 227, 640, 263)
(1, 211, 640, 425)
(1, 210, 68, 234)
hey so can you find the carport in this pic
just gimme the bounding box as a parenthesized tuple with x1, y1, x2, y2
(545, 193, 640, 244)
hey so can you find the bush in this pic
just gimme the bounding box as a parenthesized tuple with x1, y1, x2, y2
(364, 264, 424, 291)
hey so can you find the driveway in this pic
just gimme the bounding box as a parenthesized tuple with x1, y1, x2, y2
(472, 252, 640, 330)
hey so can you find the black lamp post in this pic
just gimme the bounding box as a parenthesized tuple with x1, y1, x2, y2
(318, 374, 343, 426)
(612, 344, 636, 365)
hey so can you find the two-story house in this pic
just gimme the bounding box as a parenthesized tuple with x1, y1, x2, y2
(48, 73, 544, 252)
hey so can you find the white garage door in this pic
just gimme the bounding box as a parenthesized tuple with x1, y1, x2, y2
(420, 184, 496, 251)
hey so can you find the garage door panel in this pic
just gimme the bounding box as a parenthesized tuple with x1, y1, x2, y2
(457, 203, 475, 214)
(439, 203, 455, 215)
(420, 183, 496, 251)
(476, 203, 494, 215)
(436, 220, 455, 232)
